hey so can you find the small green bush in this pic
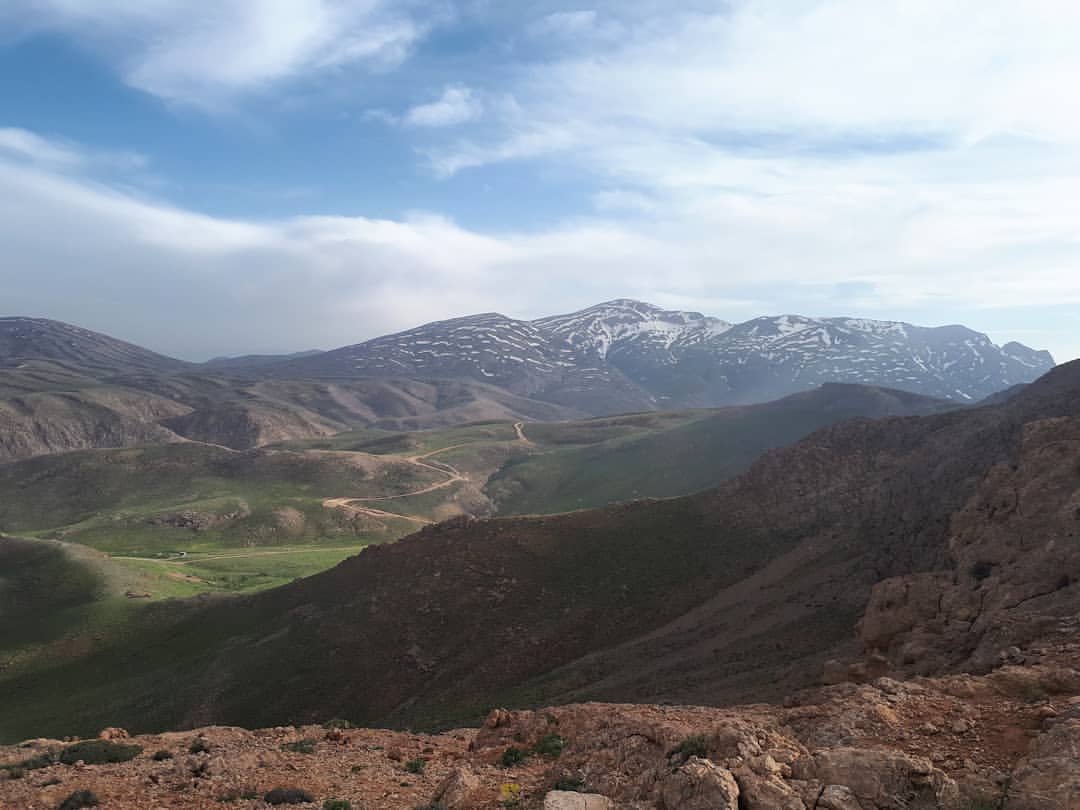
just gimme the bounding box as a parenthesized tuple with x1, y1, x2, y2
(189, 738, 211, 754)
(323, 801, 352, 810)
(59, 741, 143, 766)
(281, 739, 317, 755)
(668, 735, 708, 761)
(57, 791, 100, 810)
(532, 733, 566, 757)
(499, 747, 529, 768)
(152, 749, 173, 761)
(6, 766, 25, 779)
(265, 787, 315, 805)
(15, 751, 59, 771)
(404, 758, 426, 775)
(553, 777, 584, 792)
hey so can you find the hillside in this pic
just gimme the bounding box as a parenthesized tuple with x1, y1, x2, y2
(2, 361, 1076, 746)
(0, 318, 187, 377)
(488, 383, 953, 514)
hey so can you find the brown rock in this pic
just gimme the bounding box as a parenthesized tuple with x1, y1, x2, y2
(98, 727, 130, 740)
(433, 764, 482, 809)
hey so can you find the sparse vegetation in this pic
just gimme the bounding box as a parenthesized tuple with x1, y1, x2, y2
(668, 735, 708, 761)
(281, 738, 317, 754)
(323, 801, 352, 810)
(6, 766, 25, 779)
(57, 790, 99, 810)
(265, 787, 315, 805)
(970, 560, 995, 581)
(553, 776, 585, 791)
(499, 747, 529, 768)
(152, 749, 173, 761)
(189, 737, 211, 754)
(58, 740, 142, 766)
(322, 718, 354, 730)
(404, 757, 426, 774)
(532, 733, 566, 757)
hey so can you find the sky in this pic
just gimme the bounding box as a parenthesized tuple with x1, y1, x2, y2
(1, 1, 1079, 362)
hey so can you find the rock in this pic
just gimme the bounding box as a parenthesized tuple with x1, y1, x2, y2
(661, 756, 740, 810)
(1005, 718, 1080, 810)
(816, 784, 863, 810)
(734, 764, 806, 809)
(97, 728, 129, 740)
(485, 709, 512, 729)
(543, 791, 614, 810)
(811, 748, 959, 809)
(434, 765, 482, 809)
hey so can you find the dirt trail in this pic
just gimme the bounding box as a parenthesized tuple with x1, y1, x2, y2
(113, 546, 367, 565)
(322, 498, 432, 526)
(514, 421, 531, 443)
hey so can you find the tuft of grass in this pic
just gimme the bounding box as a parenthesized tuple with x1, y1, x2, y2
(57, 791, 100, 810)
(152, 749, 173, 761)
(498, 747, 529, 768)
(323, 801, 352, 810)
(404, 758, 426, 775)
(6, 766, 25, 779)
(59, 740, 142, 766)
(265, 787, 315, 805)
(281, 738, 317, 755)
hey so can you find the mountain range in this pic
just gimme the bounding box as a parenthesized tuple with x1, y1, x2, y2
(0, 302, 1055, 462)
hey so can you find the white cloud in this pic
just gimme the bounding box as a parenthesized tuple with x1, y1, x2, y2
(2, 128, 1080, 363)
(0, 0, 431, 108)
(404, 85, 483, 127)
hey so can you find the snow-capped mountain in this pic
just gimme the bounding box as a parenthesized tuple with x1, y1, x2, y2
(280, 300, 1055, 413)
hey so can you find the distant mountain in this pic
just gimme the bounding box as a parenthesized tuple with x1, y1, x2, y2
(279, 299, 1055, 409)
(202, 350, 324, 370)
(0, 317, 188, 376)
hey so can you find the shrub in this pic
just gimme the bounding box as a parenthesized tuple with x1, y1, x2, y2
(15, 750, 60, 771)
(323, 801, 352, 810)
(281, 739, 317, 755)
(554, 777, 584, 792)
(411, 804, 444, 810)
(59, 741, 143, 766)
(668, 735, 708, 761)
(323, 718, 354, 730)
(532, 733, 566, 757)
(189, 738, 211, 754)
(265, 787, 315, 805)
(404, 758, 426, 775)
(6, 766, 25, 779)
(499, 747, 529, 768)
(969, 560, 994, 581)
(57, 791, 100, 810)
(152, 750, 173, 761)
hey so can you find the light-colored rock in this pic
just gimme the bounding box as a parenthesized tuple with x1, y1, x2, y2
(98, 727, 130, 740)
(735, 764, 806, 809)
(434, 764, 483, 809)
(543, 791, 614, 810)
(661, 756, 740, 810)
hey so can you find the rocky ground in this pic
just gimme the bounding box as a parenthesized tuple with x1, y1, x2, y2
(3, 641, 1078, 810)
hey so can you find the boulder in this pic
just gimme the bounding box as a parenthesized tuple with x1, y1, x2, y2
(816, 784, 863, 810)
(661, 756, 740, 810)
(811, 748, 958, 809)
(433, 764, 483, 809)
(542, 791, 614, 810)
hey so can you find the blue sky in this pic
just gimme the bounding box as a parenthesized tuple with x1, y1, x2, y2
(1, 1, 1079, 362)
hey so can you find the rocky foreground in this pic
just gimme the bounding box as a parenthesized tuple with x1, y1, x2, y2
(3, 640, 1078, 810)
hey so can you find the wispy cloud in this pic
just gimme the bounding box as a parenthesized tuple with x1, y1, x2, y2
(1, 0, 435, 109)
(404, 84, 483, 127)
